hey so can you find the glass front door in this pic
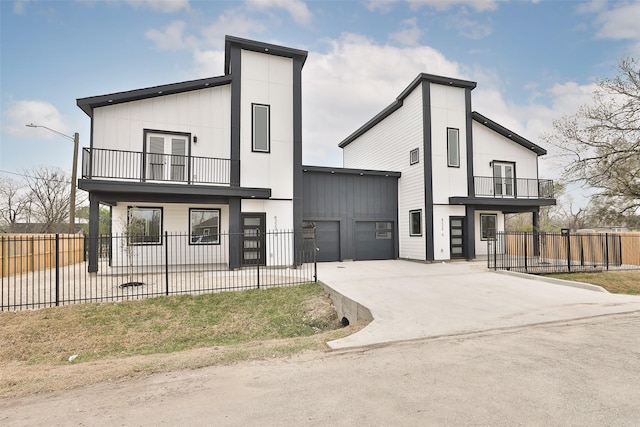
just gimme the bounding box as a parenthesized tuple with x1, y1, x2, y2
(241, 213, 266, 266)
(450, 217, 465, 259)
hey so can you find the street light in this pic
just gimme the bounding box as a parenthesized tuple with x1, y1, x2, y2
(26, 123, 79, 234)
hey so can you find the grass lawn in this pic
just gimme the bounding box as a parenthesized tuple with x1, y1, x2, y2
(545, 270, 640, 295)
(0, 283, 362, 398)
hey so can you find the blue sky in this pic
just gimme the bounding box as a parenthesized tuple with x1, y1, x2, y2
(2, 0, 639, 189)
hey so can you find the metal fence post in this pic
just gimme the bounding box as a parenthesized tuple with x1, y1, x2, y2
(313, 227, 318, 283)
(256, 229, 260, 289)
(55, 234, 60, 307)
(165, 231, 169, 296)
(566, 231, 572, 272)
(605, 233, 609, 271)
(524, 232, 528, 272)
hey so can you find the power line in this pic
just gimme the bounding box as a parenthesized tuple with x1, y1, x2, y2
(0, 169, 72, 184)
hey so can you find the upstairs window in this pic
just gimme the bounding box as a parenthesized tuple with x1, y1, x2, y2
(410, 148, 419, 165)
(447, 128, 460, 168)
(252, 104, 270, 153)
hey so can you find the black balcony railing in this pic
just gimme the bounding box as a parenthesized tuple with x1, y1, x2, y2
(473, 176, 554, 199)
(82, 147, 238, 185)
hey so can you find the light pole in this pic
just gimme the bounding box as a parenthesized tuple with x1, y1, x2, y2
(26, 123, 79, 234)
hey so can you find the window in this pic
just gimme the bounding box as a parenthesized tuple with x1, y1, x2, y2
(447, 128, 460, 167)
(376, 222, 392, 239)
(252, 104, 270, 152)
(190, 209, 220, 244)
(410, 148, 419, 165)
(480, 214, 497, 240)
(409, 210, 422, 236)
(127, 207, 162, 245)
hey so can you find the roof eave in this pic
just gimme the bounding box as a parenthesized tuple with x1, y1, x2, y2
(472, 111, 547, 156)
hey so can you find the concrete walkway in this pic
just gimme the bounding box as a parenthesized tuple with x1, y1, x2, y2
(319, 260, 640, 349)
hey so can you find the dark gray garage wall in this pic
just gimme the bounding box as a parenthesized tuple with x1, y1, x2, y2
(302, 166, 401, 261)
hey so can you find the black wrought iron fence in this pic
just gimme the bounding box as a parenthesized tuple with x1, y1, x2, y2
(1, 229, 317, 311)
(488, 231, 640, 273)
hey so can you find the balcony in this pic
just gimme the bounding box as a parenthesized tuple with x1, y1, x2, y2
(472, 176, 554, 199)
(81, 147, 238, 186)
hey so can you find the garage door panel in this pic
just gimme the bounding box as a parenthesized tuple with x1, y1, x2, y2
(355, 221, 394, 260)
(313, 221, 340, 262)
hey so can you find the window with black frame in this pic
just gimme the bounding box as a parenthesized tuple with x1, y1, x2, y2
(190, 208, 220, 244)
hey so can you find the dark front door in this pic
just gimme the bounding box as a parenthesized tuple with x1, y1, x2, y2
(450, 217, 465, 259)
(241, 213, 266, 266)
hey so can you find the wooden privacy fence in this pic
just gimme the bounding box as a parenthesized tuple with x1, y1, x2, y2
(0, 234, 85, 277)
(489, 231, 640, 273)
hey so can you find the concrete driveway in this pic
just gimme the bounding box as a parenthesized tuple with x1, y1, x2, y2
(319, 260, 640, 349)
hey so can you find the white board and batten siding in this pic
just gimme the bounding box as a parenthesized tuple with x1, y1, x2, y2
(110, 203, 230, 267)
(343, 84, 426, 260)
(239, 50, 295, 231)
(92, 86, 232, 162)
(472, 122, 539, 180)
(429, 83, 469, 204)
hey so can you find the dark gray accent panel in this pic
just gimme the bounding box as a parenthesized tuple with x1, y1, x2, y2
(464, 206, 476, 259)
(422, 82, 435, 261)
(355, 221, 394, 260)
(448, 196, 556, 208)
(465, 88, 474, 197)
(314, 221, 340, 262)
(88, 194, 100, 273)
(293, 57, 304, 264)
(229, 44, 242, 188)
(78, 180, 271, 200)
(302, 169, 399, 261)
(472, 111, 547, 156)
(228, 198, 241, 269)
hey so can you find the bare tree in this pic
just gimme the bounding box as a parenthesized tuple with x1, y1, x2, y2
(543, 57, 640, 214)
(0, 175, 30, 232)
(23, 167, 73, 233)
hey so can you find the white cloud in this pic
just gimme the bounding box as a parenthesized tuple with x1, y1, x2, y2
(5, 100, 71, 139)
(244, 0, 312, 24)
(145, 21, 196, 51)
(199, 9, 268, 48)
(125, 0, 190, 13)
(13, 0, 31, 14)
(448, 13, 493, 39)
(593, 1, 640, 41)
(389, 17, 424, 46)
(407, 0, 498, 12)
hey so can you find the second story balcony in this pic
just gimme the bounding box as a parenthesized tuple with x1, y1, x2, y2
(472, 176, 554, 199)
(81, 147, 238, 186)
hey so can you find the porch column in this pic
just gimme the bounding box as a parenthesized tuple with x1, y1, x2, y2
(465, 206, 476, 259)
(228, 198, 241, 269)
(532, 208, 540, 257)
(88, 194, 99, 273)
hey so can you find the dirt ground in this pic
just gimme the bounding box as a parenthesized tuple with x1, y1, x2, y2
(2, 312, 640, 426)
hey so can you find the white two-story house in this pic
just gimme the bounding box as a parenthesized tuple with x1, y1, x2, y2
(338, 73, 555, 261)
(77, 36, 306, 272)
(77, 36, 553, 269)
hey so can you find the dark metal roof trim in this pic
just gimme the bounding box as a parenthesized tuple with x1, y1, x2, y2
(448, 196, 556, 207)
(76, 75, 232, 117)
(302, 165, 401, 177)
(471, 111, 547, 156)
(224, 35, 308, 74)
(78, 179, 271, 199)
(339, 73, 477, 148)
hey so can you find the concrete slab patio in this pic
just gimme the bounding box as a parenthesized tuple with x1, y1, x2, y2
(319, 260, 640, 349)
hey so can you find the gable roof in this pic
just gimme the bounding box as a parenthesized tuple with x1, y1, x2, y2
(77, 35, 308, 118)
(471, 111, 547, 156)
(76, 75, 232, 117)
(339, 73, 477, 148)
(224, 35, 308, 73)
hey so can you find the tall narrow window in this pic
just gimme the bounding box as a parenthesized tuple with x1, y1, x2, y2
(447, 128, 460, 167)
(480, 214, 497, 240)
(410, 148, 419, 165)
(409, 210, 422, 236)
(252, 104, 270, 152)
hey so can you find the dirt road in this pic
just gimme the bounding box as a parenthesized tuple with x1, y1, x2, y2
(2, 312, 640, 426)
